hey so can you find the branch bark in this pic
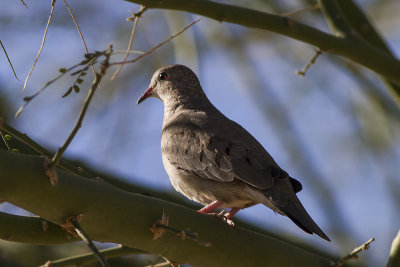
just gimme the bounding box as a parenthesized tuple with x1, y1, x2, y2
(123, 0, 400, 90)
(387, 230, 400, 267)
(0, 149, 332, 266)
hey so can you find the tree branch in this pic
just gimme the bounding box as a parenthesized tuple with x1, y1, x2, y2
(0, 212, 79, 244)
(387, 230, 400, 267)
(123, 0, 400, 88)
(0, 149, 333, 266)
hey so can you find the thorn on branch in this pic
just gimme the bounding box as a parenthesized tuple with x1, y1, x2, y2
(42, 220, 49, 232)
(149, 210, 169, 240)
(149, 211, 212, 247)
(333, 237, 375, 266)
(296, 48, 323, 77)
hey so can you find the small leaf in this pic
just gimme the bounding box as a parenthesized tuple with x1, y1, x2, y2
(76, 78, 83, 84)
(73, 85, 80, 93)
(4, 134, 12, 141)
(59, 68, 67, 73)
(62, 87, 73, 98)
(11, 148, 19, 153)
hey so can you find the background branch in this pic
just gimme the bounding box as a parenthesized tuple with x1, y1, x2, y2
(123, 0, 400, 88)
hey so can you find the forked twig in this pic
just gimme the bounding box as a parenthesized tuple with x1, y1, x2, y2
(110, 18, 201, 67)
(47, 46, 113, 171)
(22, 0, 56, 94)
(111, 6, 147, 80)
(62, 0, 97, 81)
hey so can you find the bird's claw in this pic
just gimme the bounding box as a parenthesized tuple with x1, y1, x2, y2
(215, 210, 235, 226)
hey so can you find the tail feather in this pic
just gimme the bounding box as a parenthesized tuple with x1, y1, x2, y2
(264, 179, 330, 242)
(280, 201, 331, 241)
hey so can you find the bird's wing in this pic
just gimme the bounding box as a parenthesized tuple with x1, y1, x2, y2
(161, 113, 292, 190)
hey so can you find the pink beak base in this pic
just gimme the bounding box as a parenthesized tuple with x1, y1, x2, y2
(137, 87, 153, 104)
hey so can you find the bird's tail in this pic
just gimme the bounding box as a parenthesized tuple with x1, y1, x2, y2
(264, 180, 330, 242)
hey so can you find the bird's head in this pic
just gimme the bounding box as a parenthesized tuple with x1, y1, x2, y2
(137, 64, 204, 106)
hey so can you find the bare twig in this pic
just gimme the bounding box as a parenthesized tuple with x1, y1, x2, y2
(19, 0, 28, 8)
(21, 0, 56, 94)
(110, 18, 201, 67)
(0, 40, 20, 80)
(296, 48, 323, 77)
(333, 237, 375, 266)
(41, 246, 144, 267)
(281, 4, 320, 17)
(111, 6, 147, 80)
(48, 45, 113, 170)
(62, 0, 97, 82)
(67, 216, 110, 267)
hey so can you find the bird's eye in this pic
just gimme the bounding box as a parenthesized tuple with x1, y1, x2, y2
(159, 72, 168, 81)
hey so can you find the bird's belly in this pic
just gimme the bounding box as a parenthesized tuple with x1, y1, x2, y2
(162, 156, 258, 208)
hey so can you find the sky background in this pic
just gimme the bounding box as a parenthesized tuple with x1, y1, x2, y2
(1, 0, 400, 266)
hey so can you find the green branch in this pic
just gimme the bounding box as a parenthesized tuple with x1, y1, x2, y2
(0, 149, 332, 266)
(0, 212, 79, 244)
(123, 0, 400, 90)
(387, 230, 400, 267)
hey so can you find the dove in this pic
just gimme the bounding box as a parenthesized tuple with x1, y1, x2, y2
(137, 64, 330, 241)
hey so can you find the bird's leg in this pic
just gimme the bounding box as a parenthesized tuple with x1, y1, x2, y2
(197, 200, 223, 214)
(225, 207, 241, 219)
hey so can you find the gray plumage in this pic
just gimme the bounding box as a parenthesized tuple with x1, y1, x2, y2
(137, 64, 330, 241)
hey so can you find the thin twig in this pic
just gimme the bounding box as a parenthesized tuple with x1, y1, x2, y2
(281, 4, 320, 17)
(21, 0, 56, 94)
(333, 237, 375, 266)
(111, 6, 147, 80)
(112, 50, 145, 55)
(62, 0, 97, 82)
(110, 18, 201, 67)
(70, 218, 110, 267)
(48, 46, 112, 170)
(0, 132, 11, 151)
(0, 40, 20, 80)
(20, 0, 28, 8)
(296, 48, 323, 77)
(41, 246, 144, 267)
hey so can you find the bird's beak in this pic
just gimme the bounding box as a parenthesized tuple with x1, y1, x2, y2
(137, 87, 153, 104)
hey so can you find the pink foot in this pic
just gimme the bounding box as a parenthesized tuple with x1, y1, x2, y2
(197, 200, 223, 214)
(225, 207, 241, 219)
